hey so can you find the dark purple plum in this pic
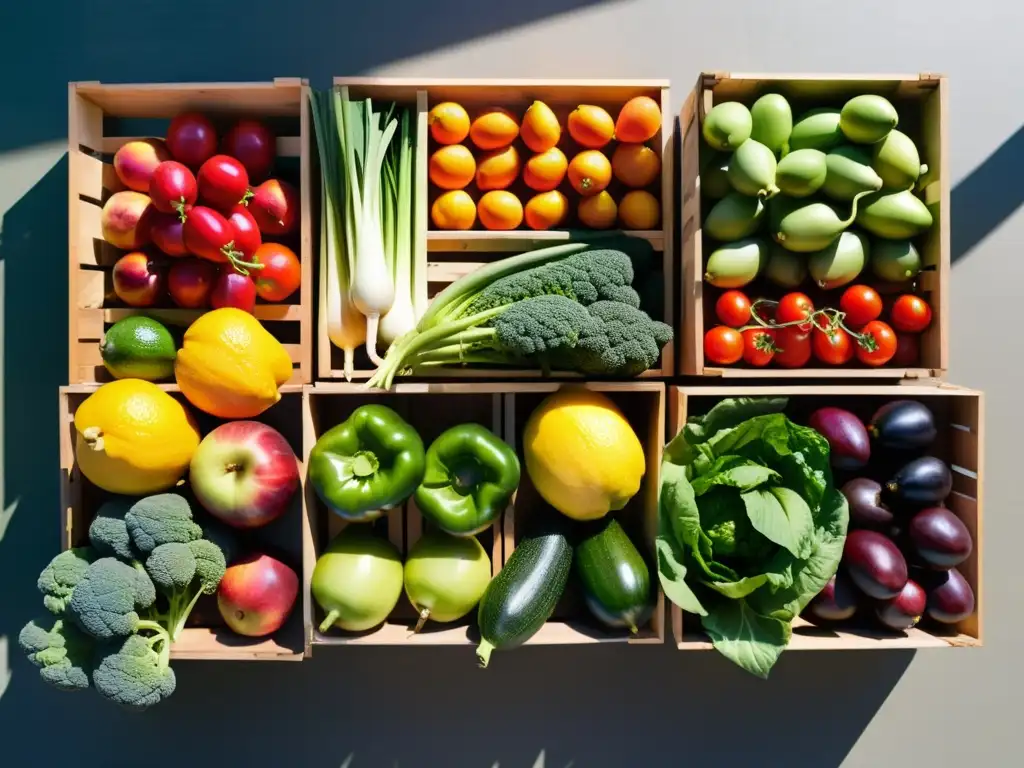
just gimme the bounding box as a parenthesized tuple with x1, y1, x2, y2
(887, 456, 953, 505)
(923, 567, 975, 624)
(841, 477, 894, 529)
(842, 529, 908, 600)
(808, 407, 871, 470)
(875, 578, 926, 631)
(908, 506, 972, 569)
(804, 571, 860, 624)
(868, 400, 937, 451)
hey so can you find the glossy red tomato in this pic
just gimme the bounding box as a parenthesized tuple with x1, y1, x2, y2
(855, 320, 898, 366)
(715, 290, 751, 327)
(149, 161, 197, 217)
(198, 154, 252, 213)
(166, 112, 218, 168)
(776, 292, 815, 336)
(222, 119, 276, 182)
(168, 258, 217, 308)
(773, 326, 813, 368)
(149, 213, 189, 257)
(227, 205, 263, 260)
(839, 284, 882, 328)
(812, 324, 854, 365)
(210, 269, 257, 313)
(704, 326, 744, 365)
(252, 243, 301, 302)
(183, 206, 236, 264)
(742, 328, 776, 367)
(890, 295, 933, 332)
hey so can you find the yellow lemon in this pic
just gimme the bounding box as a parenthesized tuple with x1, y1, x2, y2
(74, 379, 200, 495)
(175, 307, 293, 419)
(523, 388, 645, 521)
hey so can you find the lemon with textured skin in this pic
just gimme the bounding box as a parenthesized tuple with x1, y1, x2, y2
(523, 388, 645, 521)
(174, 307, 292, 419)
(74, 379, 200, 495)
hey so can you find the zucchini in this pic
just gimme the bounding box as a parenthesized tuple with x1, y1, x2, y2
(575, 517, 653, 634)
(475, 517, 572, 668)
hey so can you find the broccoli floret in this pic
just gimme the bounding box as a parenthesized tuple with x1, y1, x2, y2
(37, 547, 96, 616)
(189, 538, 227, 593)
(67, 557, 159, 640)
(565, 300, 674, 376)
(19, 617, 95, 692)
(93, 634, 176, 712)
(490, 295, 593, 358)
(146, 542, 197, 592)
(125, 493, 202, 554)
(88, 496, 141, 562)
(146, 539, 226, 642)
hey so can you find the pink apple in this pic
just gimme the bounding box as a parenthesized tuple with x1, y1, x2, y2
(189, 421, 299, 529)
(217, 552, 299, 637)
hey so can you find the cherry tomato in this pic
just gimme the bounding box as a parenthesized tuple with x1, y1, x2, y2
(183, 205, 236, 264)
(227, 205, 263, 260)
(198, 154, 253, 213)
(168, 258, 217, 308)
(252, 243, 301, 302)
(839, 284, 882, 328)
(742, 328, 776, 367)
(812, 324, 854, 365)
(211, 269, 257, 313)
(891, 331, 921, 367)
(715, 290, 751, 327)
(166, 112, 218, 169)
(222, 119, 276, 182)
(890, 294, 933, 333)
(773, 326, 812, 368)
(149, 161, 197, 217)
(149, 212, 189, 257)
(855, 320, 898, 366)
(776, 292, 815, 336)
(704, 326, 744, 365)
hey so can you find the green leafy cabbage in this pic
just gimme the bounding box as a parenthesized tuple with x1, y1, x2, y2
(656, 397, 849, 678)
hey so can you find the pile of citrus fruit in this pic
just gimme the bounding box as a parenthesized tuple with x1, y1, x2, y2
(428, 96, 664, 232)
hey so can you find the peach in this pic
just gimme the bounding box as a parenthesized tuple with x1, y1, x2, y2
(112, 252, 166, 307)
(101, 190, 153, 250)
(217, 553, 299, 637)
(113, 139, 171, 192)
(249, 179, 298, 236)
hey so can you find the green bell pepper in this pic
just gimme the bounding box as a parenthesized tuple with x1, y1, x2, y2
(414, 423, 521, 536)
(309, 404, 426, 522)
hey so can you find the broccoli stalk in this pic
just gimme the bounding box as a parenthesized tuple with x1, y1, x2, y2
(146, 539, 226, 642)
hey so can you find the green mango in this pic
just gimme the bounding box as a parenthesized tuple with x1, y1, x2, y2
(776, 149, 827, 197)
(772, 190, 869, 253)
(856, 189, 933, 239)
(871, 239, 923, 282)
(823, 145, 884, 201)
(727, 139, 780, 198)
(764, 244, 808, 288)
(839, 94, 899, 144)
(750, 93, 793, 155)
(873, 129, 928, 189)
(704, 238, 768, 288)
(808, 230, 869, 289)
(788, 107, 843, 152)
(702, 153, 732, 199)
(704, 192, 765, 242)
(702, 102, 752, 151)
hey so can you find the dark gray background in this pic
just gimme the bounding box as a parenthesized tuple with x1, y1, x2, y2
(0, 1, 1019, 765)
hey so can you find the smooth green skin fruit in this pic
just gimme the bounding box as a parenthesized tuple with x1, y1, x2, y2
(840, 94, 899, 144)
(702, 154, 732, 200)
(404, 530, 492, 630)
(871, 239, 923, 282)
(413, 423, 520, 537)
(788, 108, 843, 152)
(309, 404, 426, 523)
(773, 190, 870, 253)
(856, 189, 934, 239)
(575, 517, 652, 634)
(702, 102, 752, 151)
(823, 145, 884, 201)
(727, 139, 779, 198)
(764, 245, 808, 288)
(873, 129, 928, 189)
(775, 149, 828, 197)
(749, 93, 793, 155)
(704, 192, 765, 242)
(100, 316, 177, 381)
(808, 230, 869, 289)
(704, 238, 767, 288)
(312, 525, 404, 633)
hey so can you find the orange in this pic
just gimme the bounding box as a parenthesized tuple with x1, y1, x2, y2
(477, 190, 523, 230)
(520, 100, 561, 153)
(567, 150, 612, 196)
(431, 190, 477, 230)
(469, 107, 519, 150)
(567, 105, 614, 149)
(524, 191, 569, 230)
(476, 145, 521, 191)
(615, 96, 662, 143)
(429, 102, 471, 145)
(578, 191, 618, 229)
(611, 143, 661, 188)
(429, 144, 476, 190)
(618, 190, 660, 229)
(523, 147, 568, 192)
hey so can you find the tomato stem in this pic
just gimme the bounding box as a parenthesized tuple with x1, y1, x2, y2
(238, 188, 254, 206)
(221, 240, 265, 276)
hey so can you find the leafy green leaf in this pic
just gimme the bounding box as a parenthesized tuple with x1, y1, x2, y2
(705, 574, 770, 599)
(661, 463, 737, 582)
(655, 537, 706, 616)
(740, 488, 810, 559)
(682, 397, 789, 444)
(700, 600, 793, 679)
(690, 457, 780, 496)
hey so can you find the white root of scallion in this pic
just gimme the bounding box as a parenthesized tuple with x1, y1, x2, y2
(378, 108, 418, 348)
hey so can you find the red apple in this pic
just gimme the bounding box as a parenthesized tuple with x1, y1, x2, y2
(210, 269, 257, 312)
(113, 139, 171, 192)
(189, 420, 299, 529)
(168, 258, 216, 308)
(112, 252, 165, 307)
(217, 552, 299, 637)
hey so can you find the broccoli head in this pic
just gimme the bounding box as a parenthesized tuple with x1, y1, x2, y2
(19, 617, 96, 692)
(146, 539, 227, 641)
(88, 496, 141, 562)
(93, 634, 176, 712)
(189, 538, 227, 594)
(490, 295, 592, 358)
(146, 542, 198, 592)
(67, 557, 158, 640)
(37, 547, 96, 616)
(125, 493, 203, 554)
(565, 300, 674, 376)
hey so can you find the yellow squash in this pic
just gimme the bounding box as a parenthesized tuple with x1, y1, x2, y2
(175, 307, 293, 419)
(74, 379, 200, 495)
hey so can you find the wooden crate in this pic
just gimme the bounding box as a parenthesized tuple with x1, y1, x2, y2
(317, 78, 674, 380)
(667, 384, 983, 652)
(678, 72, 949, 378)
(58, 384, 310, 661)
(303, 382, 506, 646)
(68, 79, 314, 385)
(501, 381, 665, 645)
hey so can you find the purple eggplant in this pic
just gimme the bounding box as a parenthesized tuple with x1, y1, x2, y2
(842, 529, 908, 600)
(876, 578, 926, 631)
(841, 477, 894, 529)
(809, 407, 871, 470)
(908, 506, 972, 569)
